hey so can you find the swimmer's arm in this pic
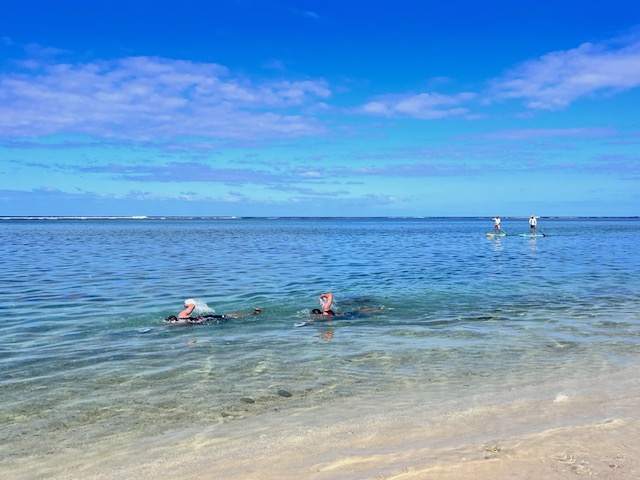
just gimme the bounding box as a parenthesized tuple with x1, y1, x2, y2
(319, 292, 333, 312)
(178, 304, 196, 319)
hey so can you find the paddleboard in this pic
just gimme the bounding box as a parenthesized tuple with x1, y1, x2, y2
(486, 233, 506, 237)
(518, 233, 544, 237)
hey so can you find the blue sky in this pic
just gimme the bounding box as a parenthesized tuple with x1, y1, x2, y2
(1, 1, 639, 217)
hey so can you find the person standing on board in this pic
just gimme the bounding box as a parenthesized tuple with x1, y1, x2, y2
(529, 216, 538, 234)
(492, 216, 501, 233)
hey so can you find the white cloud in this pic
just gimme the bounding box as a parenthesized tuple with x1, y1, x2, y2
(355, 32, 640, 119)
(356, 92, 475, 119)
(491, 35, 640, 110)
(0, 55, 331, 140)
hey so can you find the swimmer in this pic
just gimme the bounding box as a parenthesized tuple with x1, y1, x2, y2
(303, 292, 337, 320)
(317, 292, 335, 315)
(162, 299, 201, 324)
(166, 300, 263, 324)
(165, 314, 224, 325)
(311, 292, 384, 318)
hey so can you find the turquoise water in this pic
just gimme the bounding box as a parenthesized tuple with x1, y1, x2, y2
(1, 217, 640, 467)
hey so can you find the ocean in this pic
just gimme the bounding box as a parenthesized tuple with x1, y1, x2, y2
(1, 217, 639, 478)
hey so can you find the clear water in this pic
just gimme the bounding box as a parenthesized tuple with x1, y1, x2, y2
(1, 217, 639, 466)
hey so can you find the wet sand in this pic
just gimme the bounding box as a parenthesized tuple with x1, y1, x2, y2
(116, 396, 640, 480)
(7, 368, 640, 480)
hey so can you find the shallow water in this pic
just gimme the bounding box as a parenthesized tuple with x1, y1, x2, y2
(1, 217, 639, 468)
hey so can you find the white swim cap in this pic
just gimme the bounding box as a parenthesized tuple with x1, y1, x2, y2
(184, 298, 196, 306)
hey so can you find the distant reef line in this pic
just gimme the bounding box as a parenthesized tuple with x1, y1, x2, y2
(1, 215, 638, 221)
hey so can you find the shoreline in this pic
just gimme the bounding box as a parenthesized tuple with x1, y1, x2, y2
(6, 367, 640, 480)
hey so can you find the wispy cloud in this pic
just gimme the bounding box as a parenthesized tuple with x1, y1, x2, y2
(354, 32, 640, 119)
(490, 33, 640, 110)
(77, 161, 286, 184)
(467, 127, 618, 141)
(589, 153, 640, 175)
(291, 9, 321, 20)
(0, 55, 331, 140)
(327, 161, 486, 177)
(0, 186, 410, 215)
(24, 156, 491, 184)
(355, 92, 475, 119)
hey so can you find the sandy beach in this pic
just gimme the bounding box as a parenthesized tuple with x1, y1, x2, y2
(7, 366, 639, 480)
(115, 393, 640, 480)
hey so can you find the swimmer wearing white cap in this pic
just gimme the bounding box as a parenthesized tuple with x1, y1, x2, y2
(165, 298, 264, 324)
(178, 298, 196, 319)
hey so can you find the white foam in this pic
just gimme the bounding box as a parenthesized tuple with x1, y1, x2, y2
(553, 394, 571, 403)
(193, 299, 214, 314)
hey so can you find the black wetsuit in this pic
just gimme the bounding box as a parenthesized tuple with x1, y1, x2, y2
(165, 314, 226, 324)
